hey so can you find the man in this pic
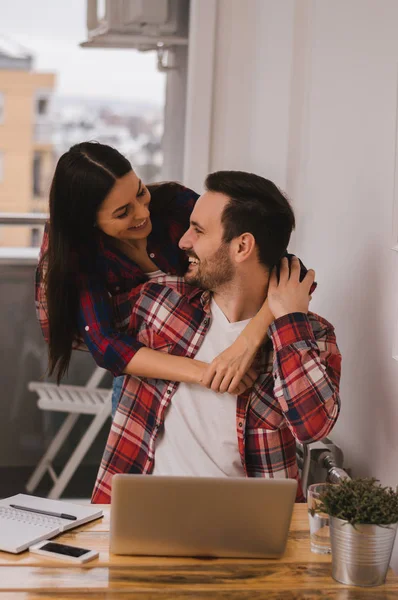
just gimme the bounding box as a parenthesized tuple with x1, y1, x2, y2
(92, 171, 341, 503)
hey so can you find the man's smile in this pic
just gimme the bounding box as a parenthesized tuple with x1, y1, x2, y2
(187, 255, 200, 270)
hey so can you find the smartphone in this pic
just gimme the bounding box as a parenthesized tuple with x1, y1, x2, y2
(29, 540, 99, 563)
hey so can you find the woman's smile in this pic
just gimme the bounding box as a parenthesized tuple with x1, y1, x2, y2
(128, 218, 150, 231)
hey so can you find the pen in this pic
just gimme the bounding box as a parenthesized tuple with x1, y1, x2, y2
(10, 504, 77, 521)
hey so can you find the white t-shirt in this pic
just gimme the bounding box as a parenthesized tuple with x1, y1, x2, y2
(152, 298, 250, 477)
(146, 270, 166, 279)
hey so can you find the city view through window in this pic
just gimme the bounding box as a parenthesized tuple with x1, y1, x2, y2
(0, 0, 166, 248)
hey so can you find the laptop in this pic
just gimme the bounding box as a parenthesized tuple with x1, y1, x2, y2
(0, 494, 103, 553)
(110, 475, 297, 558)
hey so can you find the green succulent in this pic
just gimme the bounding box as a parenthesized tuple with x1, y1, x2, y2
(314, 478, 398, 527)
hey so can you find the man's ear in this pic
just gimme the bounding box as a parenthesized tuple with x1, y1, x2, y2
(232, 233, 256, 263)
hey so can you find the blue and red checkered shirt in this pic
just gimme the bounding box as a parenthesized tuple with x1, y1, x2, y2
(35, 183, 199, 376)
(92, 276, 341, 504)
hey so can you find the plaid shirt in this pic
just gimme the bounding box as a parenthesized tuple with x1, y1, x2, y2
(92, 276, 341, 504)
(35, 184, 199, 376)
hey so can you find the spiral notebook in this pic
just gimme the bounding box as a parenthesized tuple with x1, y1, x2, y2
(0, 494, 103, 553)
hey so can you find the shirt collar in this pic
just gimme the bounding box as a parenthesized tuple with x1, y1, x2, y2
(186, 286, 212, 314)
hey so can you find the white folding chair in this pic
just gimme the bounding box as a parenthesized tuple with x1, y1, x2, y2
(26, 366, 112, 499)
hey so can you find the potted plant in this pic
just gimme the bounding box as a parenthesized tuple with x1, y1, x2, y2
(316, 477, 398, 587)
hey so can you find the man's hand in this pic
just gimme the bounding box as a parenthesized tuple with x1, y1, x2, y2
(200, 336, 258, 394)
(267, 256, 315, 320)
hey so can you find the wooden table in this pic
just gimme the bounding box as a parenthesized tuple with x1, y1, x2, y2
(0, 505, 397, 599)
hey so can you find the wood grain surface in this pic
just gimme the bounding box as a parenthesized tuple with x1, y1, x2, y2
(0, 505, 396, 599)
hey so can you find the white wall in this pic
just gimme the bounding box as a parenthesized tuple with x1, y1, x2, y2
(289, 0, 398, 490)
(184, 0, 297, 192)
(185, 0, 398, 569)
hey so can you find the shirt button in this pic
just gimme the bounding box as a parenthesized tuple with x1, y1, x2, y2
(85, 326, 90, 331)
(203, 318, 209, 326)
(150, 253, 155, 258)
(166, 389, 172, 395)
(238, 422, 243, 428)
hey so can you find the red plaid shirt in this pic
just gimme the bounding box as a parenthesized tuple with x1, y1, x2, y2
(92, 276, 341, 504)
(35, 184, 199, 376)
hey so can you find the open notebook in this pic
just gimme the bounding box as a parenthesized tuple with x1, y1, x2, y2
(0, 494, 103, 553)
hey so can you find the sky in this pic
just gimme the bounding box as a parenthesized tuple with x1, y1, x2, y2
(0, 0, 166, 105)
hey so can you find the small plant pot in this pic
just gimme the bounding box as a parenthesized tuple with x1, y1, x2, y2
(330, 517, 398, 587)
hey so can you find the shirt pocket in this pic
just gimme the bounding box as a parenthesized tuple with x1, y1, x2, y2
(244, 426, 293, 476)
(247, 380, 285, 430)
(136, 327, 175, 354)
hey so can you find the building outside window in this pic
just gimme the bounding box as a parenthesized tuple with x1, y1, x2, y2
(0, 38, 55, 247)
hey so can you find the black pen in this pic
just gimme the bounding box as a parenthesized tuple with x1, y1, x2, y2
(10, 504, 77, 521)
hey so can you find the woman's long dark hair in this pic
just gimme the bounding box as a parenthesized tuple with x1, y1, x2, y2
(43, 142, 132, 382)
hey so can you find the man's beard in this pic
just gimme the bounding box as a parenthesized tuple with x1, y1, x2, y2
(184, 243, 234, 290)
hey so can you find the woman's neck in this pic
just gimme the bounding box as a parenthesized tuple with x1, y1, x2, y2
(113, 238, 158, 273)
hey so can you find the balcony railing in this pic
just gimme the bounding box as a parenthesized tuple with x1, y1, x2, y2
(0, 213, 48, 225)
(0, 213, 106, 487)
(0, 213, 48, 265)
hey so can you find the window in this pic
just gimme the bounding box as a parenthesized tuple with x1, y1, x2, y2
(33, 151, 42, 195)
(37, 97, 48, 116)
(30, 228, 41, 247)
(0, 2, 167, 496)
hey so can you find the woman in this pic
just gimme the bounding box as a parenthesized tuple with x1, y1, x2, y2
(36, 142, 273, 413)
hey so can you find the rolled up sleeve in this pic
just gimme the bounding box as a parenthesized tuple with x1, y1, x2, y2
(78, 277, 144, 377)
(268, 312, 341, 444)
